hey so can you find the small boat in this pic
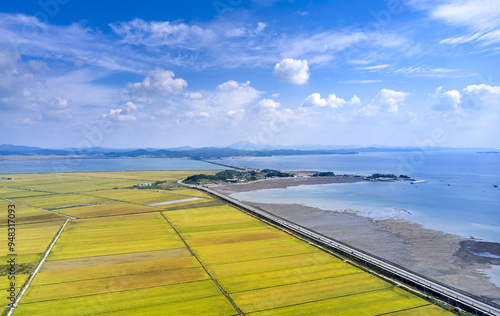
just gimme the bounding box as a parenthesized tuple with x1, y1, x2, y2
(410, 180, 426, 184)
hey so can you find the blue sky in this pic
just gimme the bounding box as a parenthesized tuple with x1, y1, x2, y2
(1, 0, 499, 149)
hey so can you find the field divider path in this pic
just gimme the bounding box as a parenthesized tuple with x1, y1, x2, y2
(3, 198, 78, 220)
(7, 218, 71, 316)
(159, 212, 244, 316)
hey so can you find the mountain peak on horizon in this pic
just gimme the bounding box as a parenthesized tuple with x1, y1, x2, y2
(226, 141, 275, 151)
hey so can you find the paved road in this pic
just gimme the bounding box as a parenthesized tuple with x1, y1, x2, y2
(7, 219, 70, 316)
(180, 181, 500, 316)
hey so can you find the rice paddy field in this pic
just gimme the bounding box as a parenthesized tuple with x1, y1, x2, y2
(0, 171, 452, 315)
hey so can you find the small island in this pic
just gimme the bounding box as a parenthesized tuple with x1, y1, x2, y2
(184, 169, 293, 184)
(183, 168, 415, 185)
(365, 173, 414, 182)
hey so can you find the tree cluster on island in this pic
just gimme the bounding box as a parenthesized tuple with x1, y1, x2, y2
(184, 169, 293, 184)
(366, 173, 412, 180)
(311, 172, 336, 177)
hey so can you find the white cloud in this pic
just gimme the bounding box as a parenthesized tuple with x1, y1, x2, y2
(223, 22, 266, 38)
(110, 18, 216, 49)
(433, 84, 500, 111)
(273, 58, 310, 84)
(212, 80, 262, 109)
(0, 12, 412, 77)
(102, 101, 139, 122)
(326, 94, 347, 108)
(216, 80, 241, 91)
(127, 68, 187, 96)
(462, 84, 500, 109)
(434, 90, 462, 111)
(162, 80, 262, 126)
(350, 95, 361, 105)
(410, 1, 500, 47)
(102, 108, 136, 121)
(431, 86, 443, 97)
(41, 95, 71, 120)
(184, 92, 204, 99)
(439, 32, 483, 45)
(272, 93, 280, 98)
(225, 27, 246, 38)
(430, 0, 500, 31)
(395, 65, 456, 77)
(255, 22, 267, 33)
(302, 93, 327, 107)
(257, 99, 281, 109)
(356, 64, 390, 71)
(227, 109, 245, 120)
(0, 14, 148, 73)
(301, 93, 355, 108)
(280, 31, 367, 59)
(475, 29, 500, 46)
(54, 95, 68, 108)
(124, 101, 138, 111)
(366, 89, 409, 113)
(340, 80, 383, 84)
(463, 83, 500, 96)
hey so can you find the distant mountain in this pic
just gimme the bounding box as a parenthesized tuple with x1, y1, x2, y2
(103, 147, 359, 159)
(0, 144, 43, 153)
(63, 147, 138, 153)
(227, 141, 276, 151)
(166, 146, 195, 151)
(226, 142, 463, 152)
(0, 142, 474, 159)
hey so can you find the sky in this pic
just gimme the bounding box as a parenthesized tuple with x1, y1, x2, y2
(0, 0, 499, 149)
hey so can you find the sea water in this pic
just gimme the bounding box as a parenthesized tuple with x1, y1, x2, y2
(0, 158, 226, 174)
(212, 150, 500, 242)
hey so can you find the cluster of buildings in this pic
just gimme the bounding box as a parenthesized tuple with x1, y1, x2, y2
(134, 183, 152, 187)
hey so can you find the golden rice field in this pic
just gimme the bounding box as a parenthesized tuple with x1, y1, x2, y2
(13, 194, 104, 209)
(86, 189, 200, 205)
(0, 274, 28, 307)
(53, 201, 157, 218)
(0, 217, 65, 307)
(0, 174, 134, 193)
(0, 220, 65, 265)
(168, 188, 213, 198)
(1, 171, 452, 315)
(162, 204, 452, 315)
(47, 213, 185, 260)
(15, 281, 237, 316)
(63, 170, 220, 182)
(0, 200, 67, 224)
(0, 188, 49, 199)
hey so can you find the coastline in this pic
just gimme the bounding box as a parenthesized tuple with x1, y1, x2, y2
(212, 178, 500, 305)
(211, 175, 364, 193)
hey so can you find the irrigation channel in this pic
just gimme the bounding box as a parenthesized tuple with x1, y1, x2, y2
(179, 180, 500, 316)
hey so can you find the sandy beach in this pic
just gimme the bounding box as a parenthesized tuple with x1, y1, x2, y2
(213, 177, 500, 306)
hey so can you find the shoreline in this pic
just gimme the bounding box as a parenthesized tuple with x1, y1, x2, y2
(212, 178, 500, 305)
(211, 175, 364, 193)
